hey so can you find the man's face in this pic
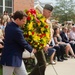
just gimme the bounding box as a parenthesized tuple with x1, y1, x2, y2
(64, 28, 68, 33)
(73, 27, 75, 32)
(43, 9, 52, 18)
(17, 16, 27, 26)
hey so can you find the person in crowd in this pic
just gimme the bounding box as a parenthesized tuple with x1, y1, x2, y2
(69, 26, 75, 41)
(49, 30, 64, 61)
(53, 27, 75, 59)
(0, 10, 36, 75)
(9, 13, 14, 22)
(60, 27, 69, 43)
(44, 43, 56, 65)
(0, 18, 7, 36)
(60, 26, 75, 55)
(0, 17, 1, 23)
(0, 37, 4, 54)
(68, 26, 75, 53)
(2, 11, 10, 23)
(29, 4, 54, 75)
(0, 18, 4, 54)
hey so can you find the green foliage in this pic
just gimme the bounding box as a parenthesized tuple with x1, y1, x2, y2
(53, 0, 75, 23)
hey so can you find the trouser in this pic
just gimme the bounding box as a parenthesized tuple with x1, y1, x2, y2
(70, 43, 75, 54)
(29, 50, 46, 75)
(3, 60, 28, 75)
(59, 44, 65, 59)
(54, 46, 61, 59)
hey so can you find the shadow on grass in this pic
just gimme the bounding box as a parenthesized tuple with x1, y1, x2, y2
(24, 58, 35, 72)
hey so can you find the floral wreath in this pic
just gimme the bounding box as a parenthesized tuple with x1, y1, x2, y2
(22, 9, 51, 50)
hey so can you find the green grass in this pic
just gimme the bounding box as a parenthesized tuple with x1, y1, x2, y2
(24, 59, 35, 72)
(0, 65, 2, 75)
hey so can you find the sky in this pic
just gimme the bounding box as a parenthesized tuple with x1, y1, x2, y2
(39, 0, 74, 3)
(39, 0, 75, 6)
(39, 0, 56, 3)
(39, 0, 56, 6)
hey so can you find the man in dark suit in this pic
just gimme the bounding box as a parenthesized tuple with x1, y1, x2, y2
(60, 27, 69, 43)
(0, 11, 36, 75)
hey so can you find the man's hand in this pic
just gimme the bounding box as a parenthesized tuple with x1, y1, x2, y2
(32, 48, 37, 53)
(43, 46, 49, 52)
(0, 44, 4, 48)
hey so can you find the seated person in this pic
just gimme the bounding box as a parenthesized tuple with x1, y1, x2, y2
(54, 27, 75, 58)
(69, 26, 75, 41)
(44, 44, 56, 65)
(49, 29, 66, 61)
(50, 38, 65, 61)
(0, 39, 4, 54)
(60, 26, 75, 55)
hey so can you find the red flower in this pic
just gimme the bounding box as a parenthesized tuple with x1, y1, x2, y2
(42, 33, 46, 37)
(27, 16, 31, 21)
(26, 10, 31, 14)
(24, 34, 29, 38)
(40, 34, 43, 38)
(32, 32, 34, 35)
(40, 44, 44, 46)
(30, 9, 36, 15)
(45, 25, 48, 28)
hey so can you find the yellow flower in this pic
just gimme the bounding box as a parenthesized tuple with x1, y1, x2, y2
(40, 18, 46, 23)
(33, 34, 40, 42)
(38, 22, 41, 26)
(28, 12, 31, 16)
(28, 31, 32, 35)
(46, 32, 50, 39)
(22, 9, 51, 50)
(41, 28, 45, 31)
(27, 22, 33, 30)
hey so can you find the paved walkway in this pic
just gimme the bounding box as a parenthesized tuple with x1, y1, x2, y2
(45, 58, 75, 75)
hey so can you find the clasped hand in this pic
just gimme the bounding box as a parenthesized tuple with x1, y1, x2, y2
(32, 48, 37, 53)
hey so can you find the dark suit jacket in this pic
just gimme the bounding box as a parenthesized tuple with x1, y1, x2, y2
(60, 31, 69, 43)
(0, 22, 33, 67)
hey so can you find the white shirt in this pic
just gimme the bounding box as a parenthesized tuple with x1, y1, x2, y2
(69, 31, 75, 40)
(46, 19, 53, 42)
(51, 38, 55, 47)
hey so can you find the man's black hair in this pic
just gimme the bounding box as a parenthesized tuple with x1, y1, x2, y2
(13, 10, 27, 20)
(44, 4, 53, 11)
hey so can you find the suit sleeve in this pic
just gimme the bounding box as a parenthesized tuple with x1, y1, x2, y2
(14, 29, 33, 53)
(60, 33, 69, 43)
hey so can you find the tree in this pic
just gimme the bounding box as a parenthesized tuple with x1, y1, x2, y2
(53, 0, 75, 23)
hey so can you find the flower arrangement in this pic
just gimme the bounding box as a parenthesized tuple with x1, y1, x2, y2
(23, 9, 51, 50)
